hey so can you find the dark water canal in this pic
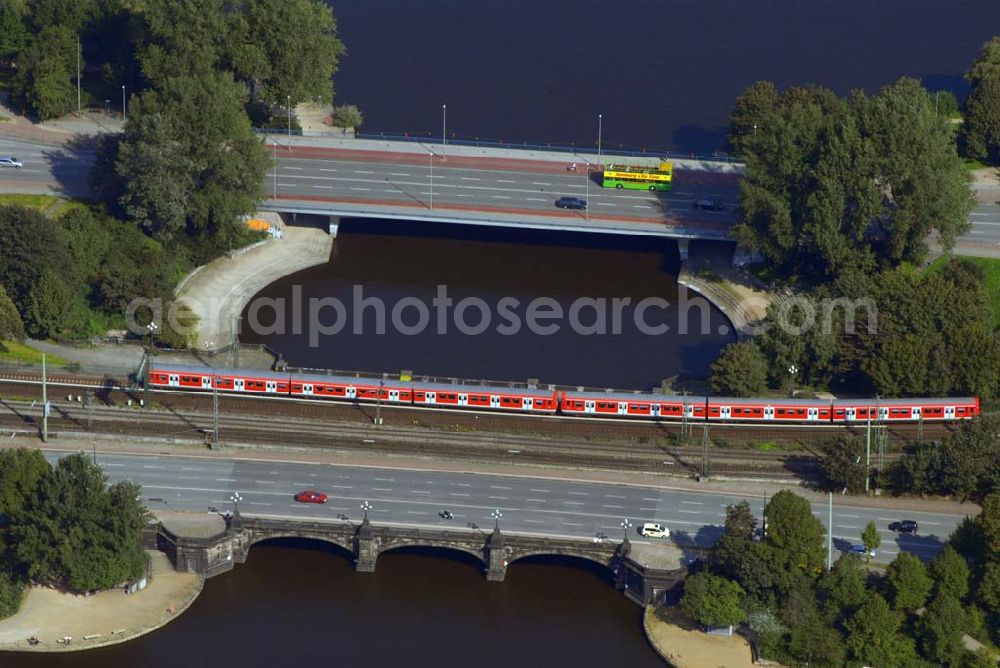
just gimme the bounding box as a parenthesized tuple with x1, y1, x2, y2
(5, 541, 664, 668)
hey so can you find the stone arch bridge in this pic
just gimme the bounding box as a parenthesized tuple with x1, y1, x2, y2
(150, 513, 691, 605)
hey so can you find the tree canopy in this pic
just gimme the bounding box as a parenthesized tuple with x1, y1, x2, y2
(9, 452, 149, 593)
(680, 571, 746, 628)
(884, 552, 932, 612)
(729, 78, 973, 279)
(764, 490, 827, 576)
(962, 35, 1000, 164)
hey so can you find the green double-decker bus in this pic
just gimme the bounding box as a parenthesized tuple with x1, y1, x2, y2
(601, 161, 673, 192)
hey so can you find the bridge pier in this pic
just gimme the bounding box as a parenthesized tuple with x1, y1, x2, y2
(328, 216, 340, 237)
(485, 526, 509, 582)
(678, 238, 689, 262)
(354, 517, 378, 573)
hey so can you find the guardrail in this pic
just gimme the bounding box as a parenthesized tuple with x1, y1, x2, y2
(253, 127, 741, 164)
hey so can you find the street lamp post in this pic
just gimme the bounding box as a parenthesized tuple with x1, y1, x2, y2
(147, 322, 158, 351)
(788, 364, 798, 394)
(121, 85, 126, 122)
(597, 114, 602, 166)
(428, 147, 434, 210)
(620, 518, 632, 542)
(442, 104, 447, 146)
(375, 380, 384, 426)
(272, 139, 277, 199)
(491, 508, 503, 530)
(361, 500, 372, 521)
(287, 95, 291, 138)
(230, 492, 243, 517)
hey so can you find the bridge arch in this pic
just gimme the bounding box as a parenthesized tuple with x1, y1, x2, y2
(376, 541, 486, 568)
(506, 551, 614, 573)
(247, 533, 354, 557)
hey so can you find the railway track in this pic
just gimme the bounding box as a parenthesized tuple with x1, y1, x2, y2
(0, 395, 898, 480)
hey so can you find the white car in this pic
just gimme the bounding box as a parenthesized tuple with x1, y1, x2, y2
(0, 155, 22, 169)
(640, 522, 670, 538)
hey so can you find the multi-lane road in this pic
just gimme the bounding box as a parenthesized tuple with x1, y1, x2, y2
(52, 449, 971, 564)
(3, 133, 997, 248)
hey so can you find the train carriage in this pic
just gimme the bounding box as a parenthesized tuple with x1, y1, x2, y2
(148, 364, 290, 394)
(832, 397, 979, 422)
(560, 391, 706, 418)
(413, 381, 558, 413)
(288, 372, 413, 403)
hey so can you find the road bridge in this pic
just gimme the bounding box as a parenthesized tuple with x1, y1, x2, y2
(151, 513, 691, 606)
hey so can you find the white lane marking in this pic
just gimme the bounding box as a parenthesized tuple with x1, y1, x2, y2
(371, 487, 391, 492)
(642, 498, 659, 502)
(531, 182, 551, 186)
(349, 187, 370, 191)
(283, 166, 303, 170)
(838, 525, 860, 530)
(606, 495, 626, 499)
(567, 491, 588, 496)
(254, 480, 276, 484)
(681, 501, 704, 505)
(246, 502, 273, 506)
(409, 490, 431, 495)
(329, 485, 354, 489)
(216, 478, 236, 482)
(320, 168, 338, 172)
(181, 467, 203, 471)
(525, 498, 546, 503)
(491, 485, 512, 490)
(526, 198, 546, 202)
(102, 463, 124, 467)
(524, 519, 544, 524)
(374, 478, 395, 482)
(498, 179, 516, 183)
(604, 505, 624, 509)
(678, 510, 702, 514)
(460, 177, 480, 181)
(389, 172, 410, 177)
(355, 170, 375, 174)
(456, 483, 471, 487)
(837, 514, 859, 519)
(488, 496, 509, 500)
(313, 185, 333, 189)
(143, 465, 164, 469)
(562, 522, 583, 527)
(407, 511, 429, 515)
(564, 501, 584, 506)
(530, 489, 550, 493)
(449, 493, 470, 497)
(491, 195, 511, 199)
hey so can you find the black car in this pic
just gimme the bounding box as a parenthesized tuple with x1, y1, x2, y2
(693, 198, 724, 211)
(889, 520, 919, 534)
(555, 197, 587, 210)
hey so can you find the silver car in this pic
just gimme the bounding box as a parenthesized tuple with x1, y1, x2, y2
(0, 155, 23, 169)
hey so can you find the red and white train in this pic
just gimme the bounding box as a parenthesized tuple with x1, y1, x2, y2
(148, 364, 981, 423)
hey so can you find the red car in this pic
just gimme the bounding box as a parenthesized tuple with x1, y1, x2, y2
(294, 490, 328, 504)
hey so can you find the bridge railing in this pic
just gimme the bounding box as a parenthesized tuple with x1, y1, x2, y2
(253, 127, 741, 164)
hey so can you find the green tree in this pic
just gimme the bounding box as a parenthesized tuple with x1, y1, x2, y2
(886, 440, 947, 497)
(114, 69, 269, 252)
(680, 572, 746, 628)
(764, 490, 827, 576)
(843, 592, 918, 667)
(930, 546, 971, 602)
(0, 2, 28, 59)
(787, 613, 846, 668)
(917, 593, 967, 666)
(962, 36, 1000, 163)
(885, 552, 933, 611)
(818, 553, 868, 617)
(820, 434, 868, 493)
(234, 0, 345, 106)
(10, 453, 149, 592)
(939, 415, 1000, 502)
(708, 340, 768, 396)
(979, 562, 1000, 614)
(16, 25, 78, 120)
(861, 520, 881, 562)
(0, 572, 25, 620)
(332, 104, 363, 129)
(730, 78, 973, 279)
(24, 269, 76, 338)
(711, 500, 759, 580)
(0, 448, 50, 517)
(0, 283, 25, 342)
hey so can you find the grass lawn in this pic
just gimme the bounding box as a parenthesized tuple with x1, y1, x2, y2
(0, 341, 72, 367)
(0, 193, 62, 210)
(926, 255, 1000, 329)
